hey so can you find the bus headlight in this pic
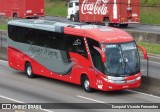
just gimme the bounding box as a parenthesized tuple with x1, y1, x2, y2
(136, 76, 141, 81)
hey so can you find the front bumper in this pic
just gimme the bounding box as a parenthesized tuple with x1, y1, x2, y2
(103, 79, 141, 91)
(100, 74, 141, 91)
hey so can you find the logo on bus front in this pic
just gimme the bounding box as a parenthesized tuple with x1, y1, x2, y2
(81, 0, 109, 15)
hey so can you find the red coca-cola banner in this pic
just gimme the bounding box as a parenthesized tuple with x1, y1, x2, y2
(81, 0, 109, 15)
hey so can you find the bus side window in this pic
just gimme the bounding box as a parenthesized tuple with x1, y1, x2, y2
(35, 30, 51, 47)
(66, 35, 88, 59)
(50, 32, 65, 51)
(8, 25, 26, 43)
(8, 25, 19, 42)
(87, 38, 105, 73)
(26, 29, 35, 45)
(16, 26, 27, 43)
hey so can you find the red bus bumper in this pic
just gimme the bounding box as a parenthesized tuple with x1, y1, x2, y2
(99, 73, 141, 91)
(102, 79, 141, 91)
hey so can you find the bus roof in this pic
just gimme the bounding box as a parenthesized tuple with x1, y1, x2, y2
(8, 19, 134, 43)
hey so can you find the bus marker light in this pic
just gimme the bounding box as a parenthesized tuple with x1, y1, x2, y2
(108, 86, 112, 89)
(98, 85, 103, 89)
(136, 76, 141, 81)
(123, 85, 129, 88)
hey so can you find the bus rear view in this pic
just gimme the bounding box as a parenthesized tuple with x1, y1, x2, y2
(7, 19, 147, 92)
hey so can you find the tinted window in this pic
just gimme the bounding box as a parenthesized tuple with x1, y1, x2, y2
(26, 29, 35, 44)
(87, 38, 104, 73)
(35, 30, 51, 47)
(16, 27, 27, 43)
(8, 25, 27, 43)
(75, 2, 79, 6)
(50, 33, 65, 51)
(69, 3, 73, 7)
(65, 35, 88, 59)
(8, 25, 51, 48)
(8, 25, 88, 59)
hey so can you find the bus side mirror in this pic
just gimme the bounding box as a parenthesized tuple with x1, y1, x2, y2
(93, 46, 106, 63)
(137, 45, 148, 59)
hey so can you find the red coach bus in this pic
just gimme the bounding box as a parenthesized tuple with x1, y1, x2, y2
(7, 19, 147, 92)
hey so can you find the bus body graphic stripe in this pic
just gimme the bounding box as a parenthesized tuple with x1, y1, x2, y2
(8, 38, 75, 75)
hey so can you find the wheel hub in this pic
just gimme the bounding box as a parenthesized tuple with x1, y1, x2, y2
(84, 80, 89, 90)
(27, 66, 32, 76)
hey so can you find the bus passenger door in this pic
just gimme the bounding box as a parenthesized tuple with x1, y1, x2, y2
(87, 38, 105, 89)
(65, 35, 91, 83)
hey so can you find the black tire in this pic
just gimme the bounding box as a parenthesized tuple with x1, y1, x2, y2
(13, 13, 17, 19)
(119, 24, 128, 27)
(74, 11, 79, 22)
(103, 18, 109, 25)
(25, 63, 35, 78)
(82, 76, 93, 92)
(70, 15, 75, 22)
(108, 23, 115, 27)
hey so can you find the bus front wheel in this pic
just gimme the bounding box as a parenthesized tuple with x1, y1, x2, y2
(82, 76, 93, 92)
(25, 62, 35, 78)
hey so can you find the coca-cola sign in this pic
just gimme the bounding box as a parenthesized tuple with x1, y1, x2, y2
(81, 0, 109, 15)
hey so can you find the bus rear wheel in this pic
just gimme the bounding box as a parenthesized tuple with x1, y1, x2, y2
(82, 76, 93, 92)
(25, 62, 35, 78)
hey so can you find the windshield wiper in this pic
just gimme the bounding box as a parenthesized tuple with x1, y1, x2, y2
(123, 56, 134, 75)
(107, 63, 123, 76)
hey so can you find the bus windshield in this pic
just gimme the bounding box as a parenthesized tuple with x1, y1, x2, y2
(103, 42, 140, 76)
